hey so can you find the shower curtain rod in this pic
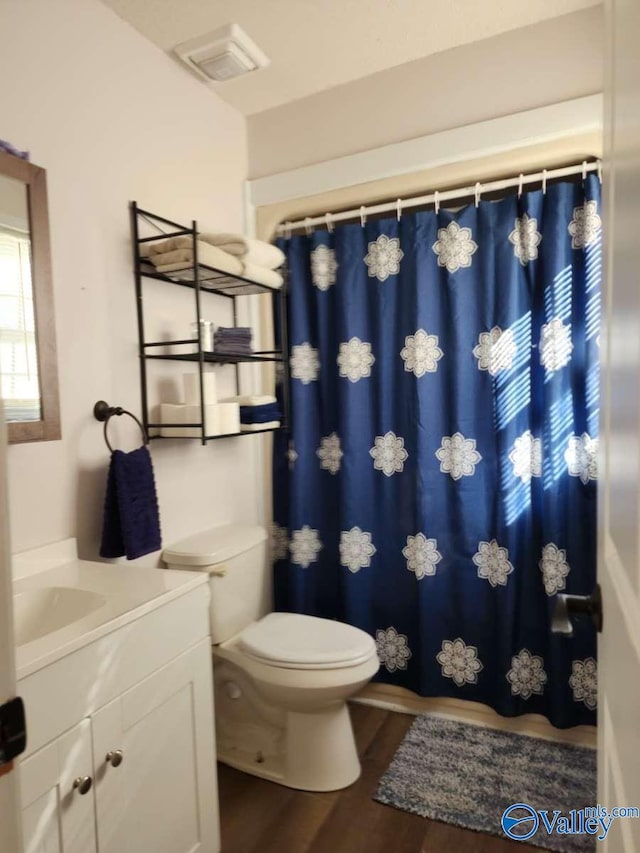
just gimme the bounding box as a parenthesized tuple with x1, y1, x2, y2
(277, 159, 602, 235)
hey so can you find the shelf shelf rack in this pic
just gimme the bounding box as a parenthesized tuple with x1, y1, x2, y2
(131, 202, 289, 445)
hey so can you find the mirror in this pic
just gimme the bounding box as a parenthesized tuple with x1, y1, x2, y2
(0, 151, 60, 442)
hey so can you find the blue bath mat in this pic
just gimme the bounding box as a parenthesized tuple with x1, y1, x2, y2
(373, 714, 597, 852)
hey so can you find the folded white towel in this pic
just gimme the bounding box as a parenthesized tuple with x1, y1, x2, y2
(139, 236, 192, 258)
(201, 233, 285, 270)
(241, 262, 283, 289)
(152, 242, 243, 277)
(140, 232, 284, 271)
(147, 247, 194, 265)
(240, 421, 280, 432)
(221, 395, 277, 406)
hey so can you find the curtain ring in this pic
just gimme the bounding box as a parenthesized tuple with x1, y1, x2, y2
(360, 206, 367, 228)
(518, 174, 524, 198)
(597, 160, 603, 184)
(582, 160, 588, 181)
(542, 169, 548, 194)
(474, 182, 482, 208)
(434, 191, 440, 214)
(304, 217, 313, 237)
(325, 212, 334, 233)
(396, 198, 402, 222)
(283, 221, 292, 240)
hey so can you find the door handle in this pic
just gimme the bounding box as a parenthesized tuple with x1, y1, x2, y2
(551, 584, 603, 636)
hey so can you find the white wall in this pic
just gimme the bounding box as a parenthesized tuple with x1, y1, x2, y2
(248, 6, 603, 178)
(0, 0, 258, 562)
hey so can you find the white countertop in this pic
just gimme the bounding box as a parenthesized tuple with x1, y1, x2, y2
(14, 558, 208, 680)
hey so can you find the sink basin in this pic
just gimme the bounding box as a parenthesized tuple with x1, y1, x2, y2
(13, 586, 107, 646)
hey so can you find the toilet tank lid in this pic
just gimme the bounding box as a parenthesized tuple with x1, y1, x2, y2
(162, 524, 267, 567)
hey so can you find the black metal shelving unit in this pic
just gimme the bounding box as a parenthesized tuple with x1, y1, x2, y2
(131, 202, 289, 445)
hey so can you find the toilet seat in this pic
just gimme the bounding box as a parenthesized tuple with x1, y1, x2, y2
(238, 612, 376, 670)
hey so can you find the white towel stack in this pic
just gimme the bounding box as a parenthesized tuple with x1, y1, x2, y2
(140, 232, 285, 290)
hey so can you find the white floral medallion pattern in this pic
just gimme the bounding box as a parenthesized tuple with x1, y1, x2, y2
(290, 342, 320, 384)
(402, 534, 442, 580)
(287, 441, 298, 470)
(339, 527, 376, 574)
(539, 543, 570, 596)
(473, 326, 517, 376)
(310, 245, 338, 291)
(568, 201, 602, 249)
(569, 658, 597, 710)
(565, 433, 598, 484)
(364, 235, 404, 282)
(289, 526, 323, 568)
(509, 430, 542, 484)
(508, 214, 542, 265)
(540, 317, 573, 371)
(369, 431, 408, 477)
(472, 539, 514, 588)
(432, 221, 478, 273)
(270, 522, 289, 562)
(400, 330, 443, 377)
(435, 433, 482, 480)
(337, 337, 375, 382)
(506, 649, 548, 699)
(316, 432, 343, 475)
(437, 638, 483, 687)
(375, 627, 412, 673)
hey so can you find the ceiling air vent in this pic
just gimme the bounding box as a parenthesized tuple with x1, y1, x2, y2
(173, 24, 270, 83)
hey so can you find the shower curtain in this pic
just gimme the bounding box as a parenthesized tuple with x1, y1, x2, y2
(273, 175, 601, 728)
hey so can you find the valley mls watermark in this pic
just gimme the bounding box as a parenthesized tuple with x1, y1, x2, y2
(501, 803, 640, 843)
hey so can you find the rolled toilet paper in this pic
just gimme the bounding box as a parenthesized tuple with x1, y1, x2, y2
(160, 404, 188, 438)
(215, 402, 240, 436)
(183, 372, 217, 405)
(180, 404, 221, 437)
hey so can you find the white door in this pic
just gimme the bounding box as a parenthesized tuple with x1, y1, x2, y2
(599, 1, 640, 850)
(0, 412, 22, 852)
(91, 639, 219, 853)
(19, 720, 96, 853)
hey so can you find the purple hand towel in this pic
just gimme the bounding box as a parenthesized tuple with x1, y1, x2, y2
(99, 446, 162, 560)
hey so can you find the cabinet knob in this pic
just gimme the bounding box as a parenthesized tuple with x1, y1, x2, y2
(106, 749, 124, 768)
(73, 776, 92, 795)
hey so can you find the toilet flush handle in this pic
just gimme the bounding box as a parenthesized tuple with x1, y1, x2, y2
(203, 563, 228, 577)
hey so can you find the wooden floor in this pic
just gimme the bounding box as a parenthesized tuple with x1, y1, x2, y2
(217, 704, 540, 853)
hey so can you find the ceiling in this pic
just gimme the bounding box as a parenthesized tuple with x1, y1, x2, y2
(102, 0, 601, 115)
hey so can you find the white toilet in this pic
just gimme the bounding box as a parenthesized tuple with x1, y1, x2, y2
(162, 524, 379, 792)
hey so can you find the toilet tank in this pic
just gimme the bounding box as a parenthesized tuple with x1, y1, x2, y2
(162, 524, 270, 644)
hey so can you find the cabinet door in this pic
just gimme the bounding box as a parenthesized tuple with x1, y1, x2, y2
(92, 639, 219, 853)
(20, 719, 96, 853)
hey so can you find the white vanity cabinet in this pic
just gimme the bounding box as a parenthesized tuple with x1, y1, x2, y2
(16, 572, 219, 853)
(20, 719, 96, 853)
(92, 641, 217, 853)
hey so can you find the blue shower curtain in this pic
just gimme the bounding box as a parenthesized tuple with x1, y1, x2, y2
(273, 175, 601, 728)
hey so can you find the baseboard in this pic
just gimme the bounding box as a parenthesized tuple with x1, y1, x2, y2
(352, 683, 596, 748)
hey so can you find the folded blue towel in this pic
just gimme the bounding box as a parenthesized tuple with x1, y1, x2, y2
(99, 446, 162, 560)
(240, 403, 282, 424)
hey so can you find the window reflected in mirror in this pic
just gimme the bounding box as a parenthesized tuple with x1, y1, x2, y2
(0, 173, 41, 423)
(0, 152, 60, 443)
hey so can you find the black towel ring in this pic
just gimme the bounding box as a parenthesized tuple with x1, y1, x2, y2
(93, 400, 148, 453)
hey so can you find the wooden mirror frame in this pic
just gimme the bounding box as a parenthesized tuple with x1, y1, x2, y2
(0, 151, 60, 443)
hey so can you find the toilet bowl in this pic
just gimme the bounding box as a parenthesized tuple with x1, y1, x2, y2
(163, 525, 379, 791)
